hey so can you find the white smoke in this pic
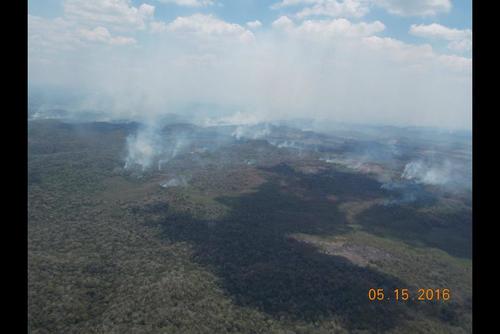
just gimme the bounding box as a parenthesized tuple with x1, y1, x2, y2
(320, 156, 391, 182)
(380, 181, 418, 205)
(269, 140, 302, 149)
(203, 111, 266, 127)
(232, 123, 272, 140)
(124, 125, 161, 171)
(124, 123, 192, 171)
(401, 160, 451, 185)
(160, 175, 189, 188)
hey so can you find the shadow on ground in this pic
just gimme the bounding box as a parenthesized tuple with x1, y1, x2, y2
(140, 164, 416, 332)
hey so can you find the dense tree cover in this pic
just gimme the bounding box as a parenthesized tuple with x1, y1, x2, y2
(154, 165, 471, 332)
(156, 183, 408, 332)
(357, 204, 472, 259)
(28, 120, 472, 333)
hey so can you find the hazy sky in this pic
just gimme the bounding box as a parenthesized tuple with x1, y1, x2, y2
(28, 0, 472, 129)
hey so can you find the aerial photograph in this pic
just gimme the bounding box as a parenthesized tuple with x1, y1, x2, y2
(28, 0, 472, 333)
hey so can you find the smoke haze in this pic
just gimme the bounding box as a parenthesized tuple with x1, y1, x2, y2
(28, 1, 472, 130)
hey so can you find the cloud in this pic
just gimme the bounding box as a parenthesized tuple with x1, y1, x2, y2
(298, 18, 385, 36)
(63, 0, 155, 31)
(271, 0, 370, 18)
(28, 15, 83, 53)
(271, 0, 452, 18)
(410, 23, 472, 52)
(78, 26, 136, 45)
(362, 36, 434, 62)
(373, 0, 451, 16)
(272, 16, 385, 38)
(271, 0, 319, 9)
(272, 16, 294, 30)
(410, 23, 471, 40)
(29, 10, 472, 130)
(29, 0, 153, 55)
(246, 20, 262, 29)
(79, 26, 112, 42)
(166, 14, 255, 43)
(157, 0, 215, 7)
(362, 35, 470, 72)
(436, 54, 472, 72)
(28, 14, 137, 58)
(296, 0, 370, 18)
(150, 20, 167, 33)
